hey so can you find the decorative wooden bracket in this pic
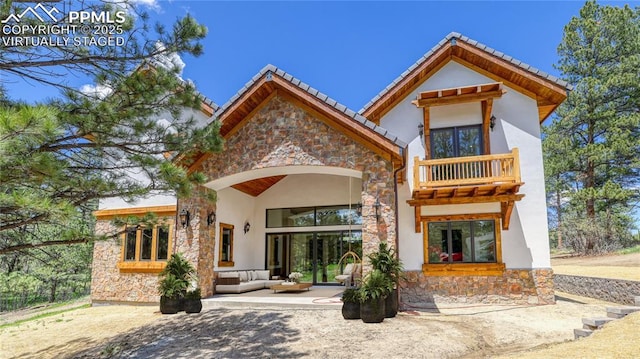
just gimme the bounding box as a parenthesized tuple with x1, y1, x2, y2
(500, 201, 515, 230)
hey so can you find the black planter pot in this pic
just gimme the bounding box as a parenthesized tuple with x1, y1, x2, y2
(184, 298, 203, 313)
(160, 296, 181, 314)
(341, 301, 361, 320)
(385, 288, 398, 318)
(360, 297, 385, 323)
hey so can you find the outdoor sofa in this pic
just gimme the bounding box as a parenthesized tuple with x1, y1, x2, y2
(215, 270, 285, 294)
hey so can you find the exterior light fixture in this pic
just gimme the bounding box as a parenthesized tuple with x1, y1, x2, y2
(179, 208, 190, 228)
(207, 211, 216, 226)
(418, 123, 424, 139)
(356, 202, 362, 216)
(374, 198, 381, 221)
(244, 221, 251, 234)
(490, 115, 496, 131)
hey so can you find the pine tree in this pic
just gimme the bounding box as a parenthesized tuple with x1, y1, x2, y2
(0, 1, 223, 255)
(544, 1, 640, 253)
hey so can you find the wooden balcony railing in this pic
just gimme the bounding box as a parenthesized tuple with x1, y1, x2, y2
(413, 148, 521, 189)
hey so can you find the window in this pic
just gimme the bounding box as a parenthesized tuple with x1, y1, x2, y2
(428, 220, 495, 263)
(119, 223, 172, 273)
(266, 205, 362, 228)
(218, 223, 234, 266)
(422, 215, 504, 276)
(430, 125, 482, 159)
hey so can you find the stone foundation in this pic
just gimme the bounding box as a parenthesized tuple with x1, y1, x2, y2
(399, 268, 555, 309)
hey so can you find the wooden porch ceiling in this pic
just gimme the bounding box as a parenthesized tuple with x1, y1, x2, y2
(231, 175, 287, 197)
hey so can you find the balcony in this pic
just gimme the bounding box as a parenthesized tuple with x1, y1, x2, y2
(408, 148, 524, 230)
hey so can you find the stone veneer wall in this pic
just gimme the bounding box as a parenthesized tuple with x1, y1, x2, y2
(191, 95, 397, 268)
(175, 186, 217, 298)
(554, 274, 640, 305)
(91, 220, 174, 303)
(399, 269, 555, 308)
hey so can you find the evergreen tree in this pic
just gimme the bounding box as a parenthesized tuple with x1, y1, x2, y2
(544, 1, 639, 253)
(0, 0, 223, 255)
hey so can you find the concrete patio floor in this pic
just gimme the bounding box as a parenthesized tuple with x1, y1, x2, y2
(203, 286, 345, 308)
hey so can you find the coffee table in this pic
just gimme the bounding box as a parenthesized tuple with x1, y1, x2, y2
(270, 282, 312, 293)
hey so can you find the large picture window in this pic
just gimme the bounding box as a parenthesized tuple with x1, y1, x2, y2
(218, 223, 235, 267)
(427, 220, 495, 263)
(422, 214, 504, 276)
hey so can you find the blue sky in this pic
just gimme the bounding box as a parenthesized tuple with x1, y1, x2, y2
(176, 0, 587, 110)
(7, 0, 632, 111)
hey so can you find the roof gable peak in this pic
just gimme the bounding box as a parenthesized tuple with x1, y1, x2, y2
(360, 32, 570, 123)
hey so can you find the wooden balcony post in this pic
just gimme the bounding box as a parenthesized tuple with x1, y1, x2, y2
(413, 156, 420, 189)
(512, 147, 521, 183)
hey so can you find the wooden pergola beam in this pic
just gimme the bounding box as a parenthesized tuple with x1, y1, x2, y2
(407, 193, 524, 206)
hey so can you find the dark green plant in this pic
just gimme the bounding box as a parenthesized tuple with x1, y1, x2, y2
(158, 253, 196, 298)
(157, 273, 185, 299)
(358, 270, 393, 303)
(185, 288, 201, 300)
(161, 253, 196, 281)
(367, 242, 404, 283)
(341, 288, 360, 303)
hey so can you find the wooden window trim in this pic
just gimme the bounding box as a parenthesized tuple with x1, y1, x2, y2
(218, 223, 235, 267)
(118, 222, 173, 273)
(421, 213, 504, 276)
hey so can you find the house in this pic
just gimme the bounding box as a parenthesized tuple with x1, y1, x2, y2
(91, 32, 569, 306)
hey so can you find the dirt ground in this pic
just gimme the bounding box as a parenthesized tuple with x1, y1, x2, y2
(1, 293, 636, 359)
(1, 253, 638, 359)
(551, 252, 640, 281)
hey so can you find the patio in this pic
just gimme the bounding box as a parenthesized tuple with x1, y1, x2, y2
(204, 286, 345, 309)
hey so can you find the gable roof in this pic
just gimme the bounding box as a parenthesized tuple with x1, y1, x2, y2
(215, 64, 405, 148)
(185, 65, 405, 172)
(360, 32, 571, 123)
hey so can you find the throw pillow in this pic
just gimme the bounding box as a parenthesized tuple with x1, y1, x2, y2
(256, 270, 270, 280)
(238, 271, 248, 282)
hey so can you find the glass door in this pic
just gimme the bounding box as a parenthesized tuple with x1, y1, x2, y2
(315, 232, 340, 284)
(266, 230, 362, 284)
(266, 234, 287, 278)
(290, 233, 314, 283)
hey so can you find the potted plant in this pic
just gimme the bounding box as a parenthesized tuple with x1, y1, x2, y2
(358, 269, 393, 323)
(368, 242, 404, 318)
(340, 288, 360, 320)
(184, 288, 203, 313)
(288, 271, 303, 283)
(158, 273, 184, 314)
(158, 253, 196, 314)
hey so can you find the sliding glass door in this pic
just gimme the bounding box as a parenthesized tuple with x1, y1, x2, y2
(266, 230, 361, 285)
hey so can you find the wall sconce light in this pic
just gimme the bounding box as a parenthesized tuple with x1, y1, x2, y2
(244, 221, 251, 234)
(356, 202, 362, 216)
(490, 115, 496, 131)
(374, 198, 381, 221)
(179, 208, 190, 228)
(418, 123, 424, 139)
(207, 211, 216, 226)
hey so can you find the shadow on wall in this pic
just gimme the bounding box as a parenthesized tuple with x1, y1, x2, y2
(504, 205, 533, 269)
(68, 310, 305, 358)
